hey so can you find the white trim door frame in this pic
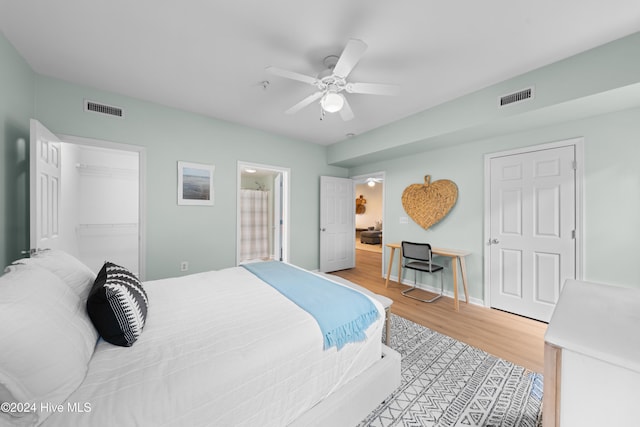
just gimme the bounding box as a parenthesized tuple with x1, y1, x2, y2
(236, 161, 290, 265)
(351, 171, 386, 277)
(484, 138, 584, 321)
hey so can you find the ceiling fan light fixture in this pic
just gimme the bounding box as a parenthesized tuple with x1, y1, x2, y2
(367, 180, 376, 187)
(320, 92, 344, 113)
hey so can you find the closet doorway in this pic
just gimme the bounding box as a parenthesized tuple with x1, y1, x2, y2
(236, 162, 289, 264)
(58, 134, 145, 278)
(30, 120, 145, 279)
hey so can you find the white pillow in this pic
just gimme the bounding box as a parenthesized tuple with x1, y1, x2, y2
(13, 250, 96, 300)
(0, 263, 98, 426)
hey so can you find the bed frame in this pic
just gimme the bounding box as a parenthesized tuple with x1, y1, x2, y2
(290, 344, 401, 427)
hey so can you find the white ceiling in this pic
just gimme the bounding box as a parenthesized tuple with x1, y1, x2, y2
(2, 1, 639, 146)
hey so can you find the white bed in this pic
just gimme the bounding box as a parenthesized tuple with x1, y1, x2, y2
(0, 251, 400, 427)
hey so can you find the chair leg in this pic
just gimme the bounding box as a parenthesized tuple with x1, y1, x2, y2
(401, 269, 443, 303)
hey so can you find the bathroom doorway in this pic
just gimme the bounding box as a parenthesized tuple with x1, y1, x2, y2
(236, 162, 290, 264)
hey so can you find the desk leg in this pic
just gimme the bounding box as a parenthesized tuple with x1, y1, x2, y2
(385, 247, 396, 288)
(452, 256, 459, 311)
(458, 256, 469, 304)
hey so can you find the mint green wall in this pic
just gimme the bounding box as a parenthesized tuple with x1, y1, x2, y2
(0, 30, 347, 278)
(4, 27, 639, 295)
(349, 107, 640, 300)
(31, 76, 346, 278)
(0, 33, 34, 268)
(330, 32, 640, 168)
(342, 32, 640, 300)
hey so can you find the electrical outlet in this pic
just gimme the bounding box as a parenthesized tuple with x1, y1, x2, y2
(399, 216, 409, 224)
(180, 261, 189, 272)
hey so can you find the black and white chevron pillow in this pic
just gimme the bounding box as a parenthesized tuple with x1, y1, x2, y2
(87, 262, 148, 347)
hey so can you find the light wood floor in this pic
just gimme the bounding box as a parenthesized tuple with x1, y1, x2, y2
(330, 249, 547, 373)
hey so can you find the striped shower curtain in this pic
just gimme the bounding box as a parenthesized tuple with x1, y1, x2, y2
(239, 189, 269, 262)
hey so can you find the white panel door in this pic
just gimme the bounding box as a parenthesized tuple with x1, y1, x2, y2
(489, 145, 576, 322)
(320, 176, 355, 272)
(30, 119, 63, 252)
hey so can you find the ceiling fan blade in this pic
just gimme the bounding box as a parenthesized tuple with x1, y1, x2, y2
(265, 66, 318, 86)
(339, 97, 354, 121)
(333, 39, 368, 78)
(285, 91, 323, 115)
(345, 82, 399, 96)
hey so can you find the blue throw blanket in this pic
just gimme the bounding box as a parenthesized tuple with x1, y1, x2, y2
(242, 261, 379, 350)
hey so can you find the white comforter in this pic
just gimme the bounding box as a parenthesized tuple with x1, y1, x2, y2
(42, 266, 384, 427)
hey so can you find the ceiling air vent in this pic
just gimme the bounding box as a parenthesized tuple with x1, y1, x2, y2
(84, 99, 124, 118)
(498, 87, 534, 107)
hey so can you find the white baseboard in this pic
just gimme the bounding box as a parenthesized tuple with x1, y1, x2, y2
(314, 269, 486, 307)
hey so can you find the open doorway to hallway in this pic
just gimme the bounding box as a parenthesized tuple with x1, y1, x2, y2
(352, 172, 384, 258)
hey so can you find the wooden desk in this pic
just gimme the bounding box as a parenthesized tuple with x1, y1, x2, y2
(385, 242, 470, 311)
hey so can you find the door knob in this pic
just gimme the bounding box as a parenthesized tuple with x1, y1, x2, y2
(490, 238, 499, 244)
(320, 228, 326, 232)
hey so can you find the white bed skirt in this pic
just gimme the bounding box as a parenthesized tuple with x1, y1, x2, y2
(290, 344, 401, 427)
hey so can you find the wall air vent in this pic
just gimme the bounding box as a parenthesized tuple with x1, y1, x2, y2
(498, 87, 534, 107)
(84, 99, 124, 118)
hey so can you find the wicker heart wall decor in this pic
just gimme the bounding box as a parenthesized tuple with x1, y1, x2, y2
(401, 175, 458, 230)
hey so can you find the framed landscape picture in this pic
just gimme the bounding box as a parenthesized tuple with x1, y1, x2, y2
(177, 161, 214, 206)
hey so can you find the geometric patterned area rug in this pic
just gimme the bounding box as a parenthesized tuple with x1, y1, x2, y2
(358, 314, 543, 427)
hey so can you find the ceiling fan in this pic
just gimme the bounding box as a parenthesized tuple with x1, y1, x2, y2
(266, 39, 399, 121)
